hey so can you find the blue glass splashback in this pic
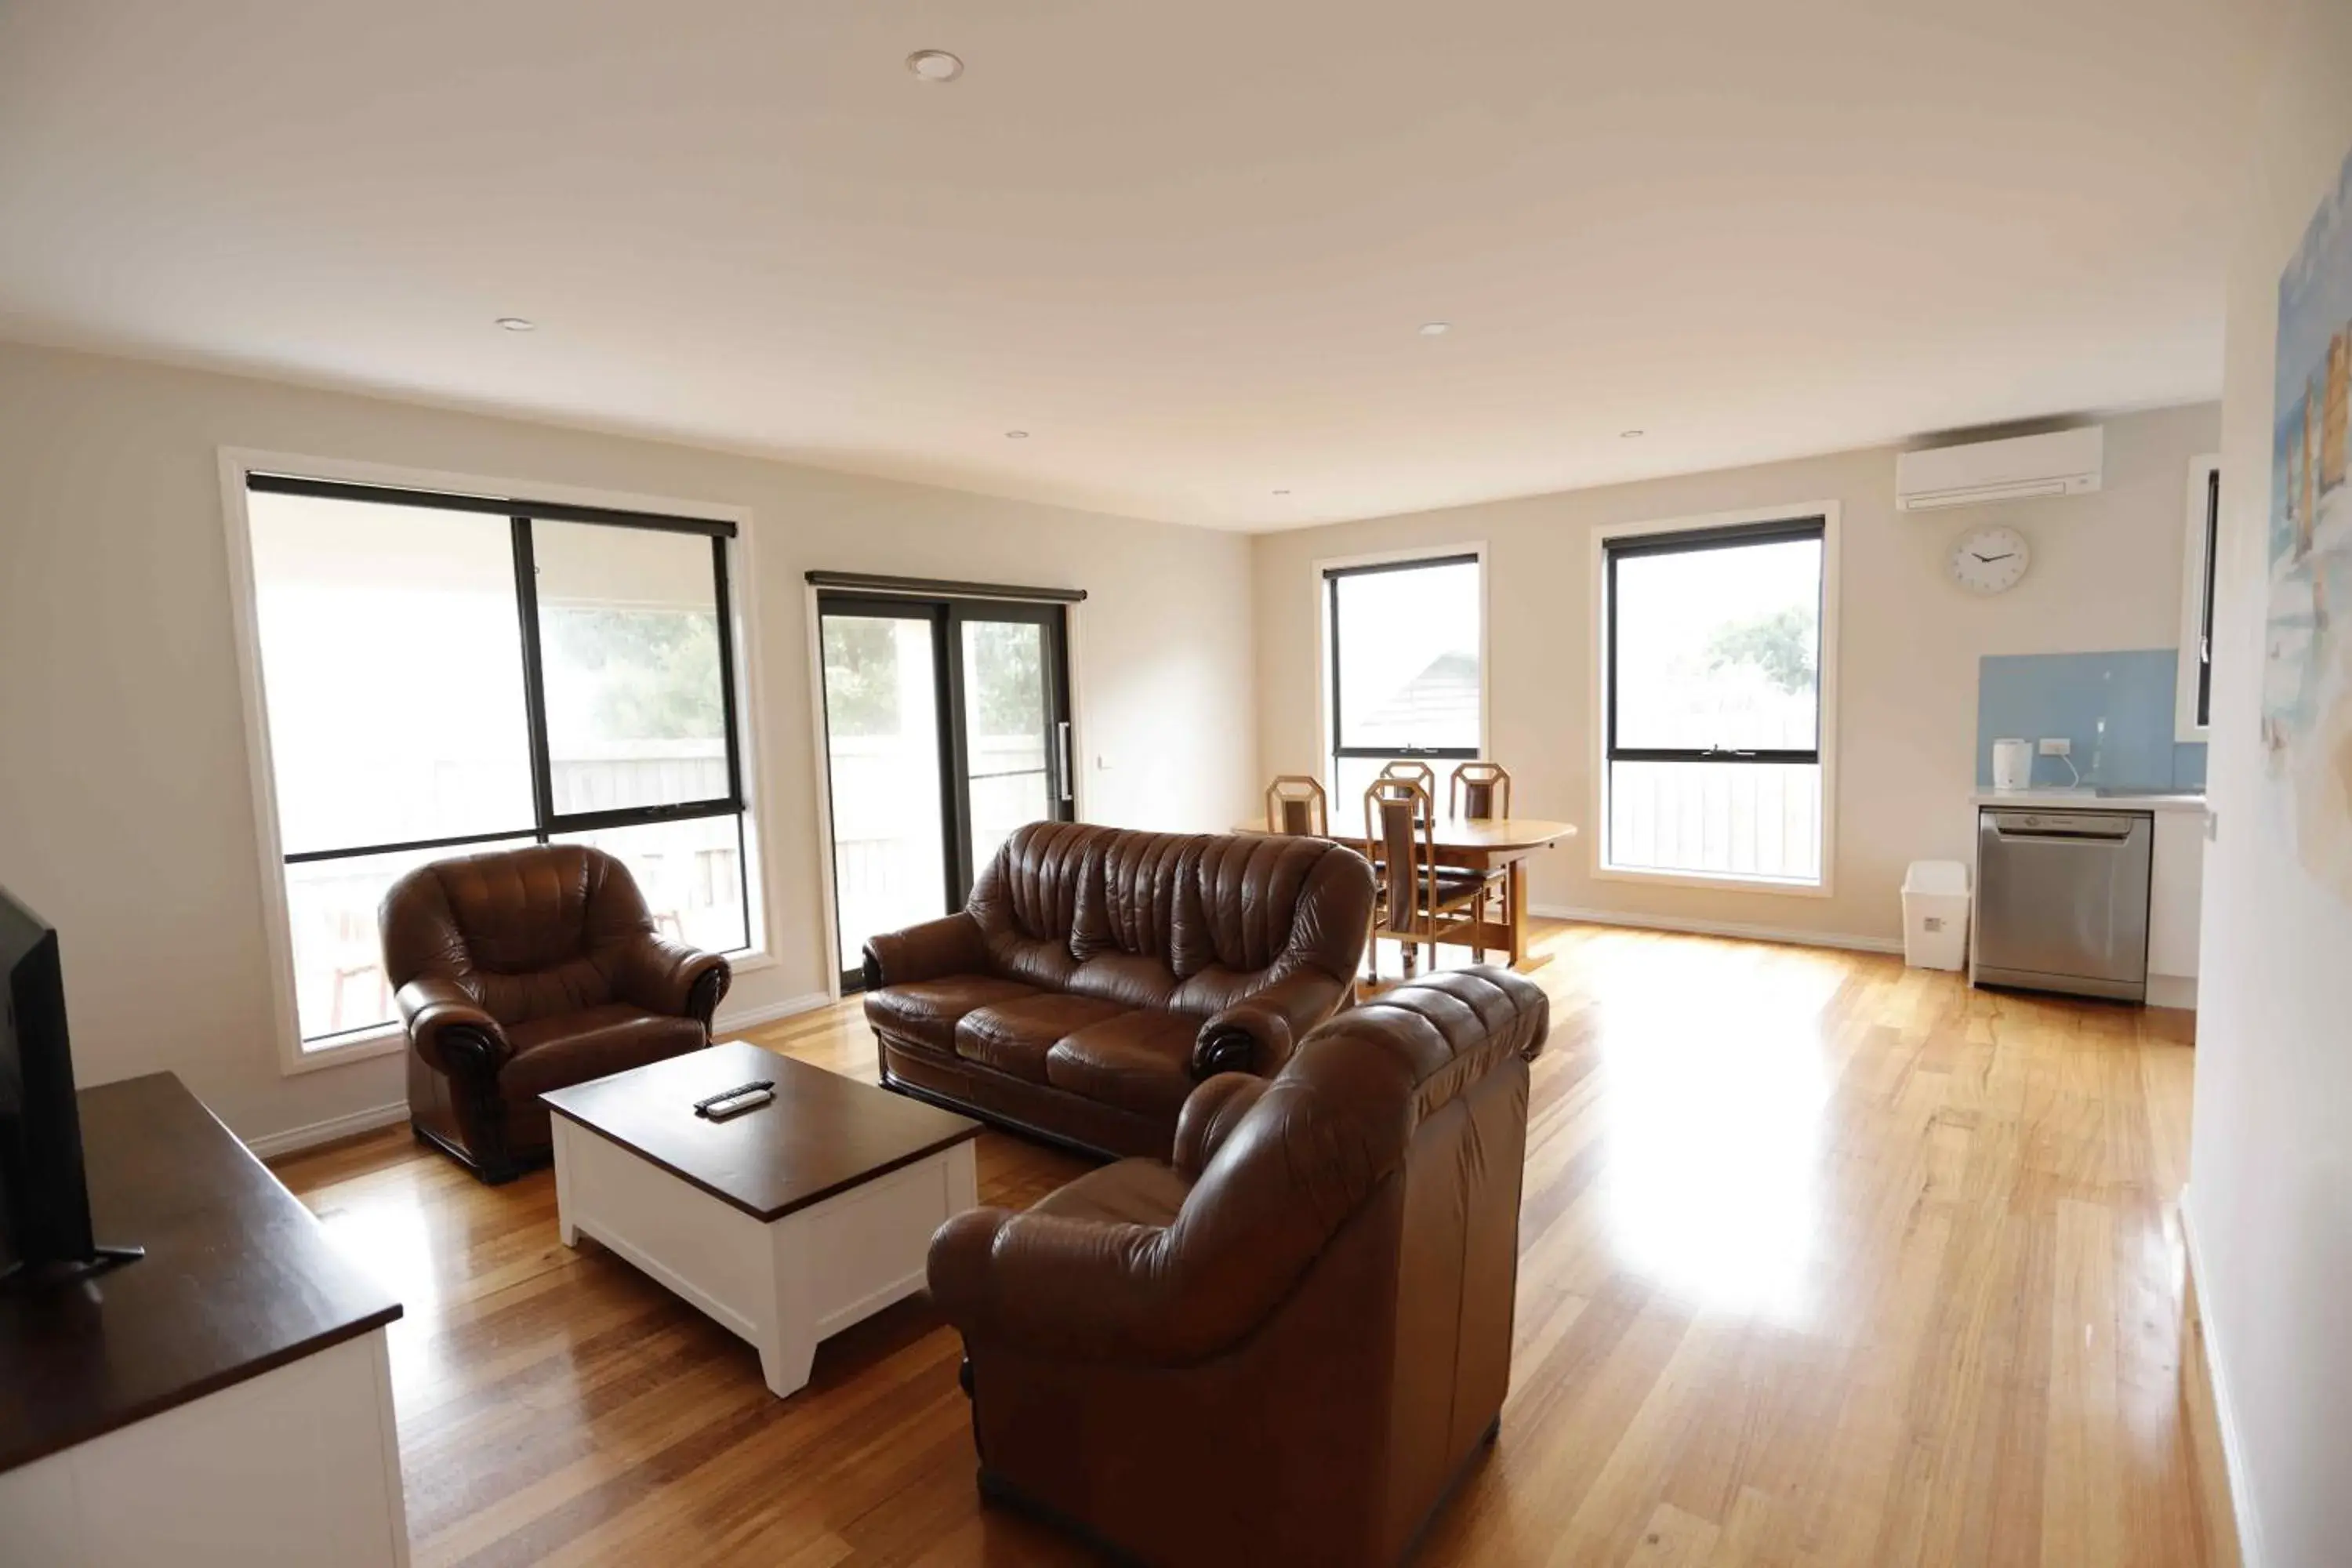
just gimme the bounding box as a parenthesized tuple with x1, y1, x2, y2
(1976, 650, 2209, 789)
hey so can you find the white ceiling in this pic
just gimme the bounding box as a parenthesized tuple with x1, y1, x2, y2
(0, 1, 2256, 530)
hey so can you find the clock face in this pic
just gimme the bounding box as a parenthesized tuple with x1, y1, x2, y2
(1948, 525, 2031, 594)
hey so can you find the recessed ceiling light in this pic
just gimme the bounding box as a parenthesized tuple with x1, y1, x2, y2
(495, 317, 536, 332)
(906, 49, 964, 82)
(1418, 321, 1450, 336)
(1005, 430, 1029, 439)
(1620, 429, 1645, 438)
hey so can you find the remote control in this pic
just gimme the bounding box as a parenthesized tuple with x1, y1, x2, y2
(694, 1080, 775, 1120)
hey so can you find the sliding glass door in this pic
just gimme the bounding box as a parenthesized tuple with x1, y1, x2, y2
(956, 604, 1068, 873)
(818, 593, 1072, 987)
(818, 601, 953, 983)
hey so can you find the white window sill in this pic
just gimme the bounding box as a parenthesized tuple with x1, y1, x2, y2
(1592, 863, 1833, 899)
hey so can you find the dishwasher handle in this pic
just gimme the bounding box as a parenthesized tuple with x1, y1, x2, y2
(1984, 810, 2144, 841)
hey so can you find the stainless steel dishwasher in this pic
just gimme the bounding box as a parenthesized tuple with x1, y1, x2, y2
(1974, 808, 2153, 1002)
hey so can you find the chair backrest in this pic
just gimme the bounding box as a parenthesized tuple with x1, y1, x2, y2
(1264, 775, 1329, 836)
(1363, 778, 1436, 936)
(1450, 760, 1512, 819)
(380, 844, 655, 1025)
(1160, 967, 1551, 1563)
(1377, 758, 1436, 797)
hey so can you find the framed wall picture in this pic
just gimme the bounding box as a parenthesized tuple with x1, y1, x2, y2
(2267, 141, 2352, 898)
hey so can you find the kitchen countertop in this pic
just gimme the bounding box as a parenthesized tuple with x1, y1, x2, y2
(1970, 787, 2209, 814)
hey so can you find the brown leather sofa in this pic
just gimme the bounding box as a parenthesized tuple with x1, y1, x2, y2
(929, 966, 1551, 1568)
(381, 844, 732, 1183)
(862, 821, 1376, 1159)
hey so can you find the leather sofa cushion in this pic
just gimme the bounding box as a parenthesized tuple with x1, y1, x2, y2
(869, 976, 1040, 1054)
(1062, 951, 1181, 1011)
(1045, 1011, 1200, 1119)
(1070, 829, 1195, 964)
(1029, 1157, 1192, 1228)
(956, 993, 1131, 1083)
(499, 1004, 705, 1102)
(1178, 833, 1354, 977)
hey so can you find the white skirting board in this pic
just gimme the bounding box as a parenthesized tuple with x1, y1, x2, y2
(244, 1100, 411, 1161)
(1534, 905, 2201, 1007)
(2179, 1187, 2264, 1568)
(1530, 904, 1903, 955)
(714, 989, 834, 1033)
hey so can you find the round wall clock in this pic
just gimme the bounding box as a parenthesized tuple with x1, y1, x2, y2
(1947, 525, 2031, 594)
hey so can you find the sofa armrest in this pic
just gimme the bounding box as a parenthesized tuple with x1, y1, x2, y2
(1190, 972, 1348, 1079)
(1171, 1075, 1270, 1181)
(611, 935, 731, 1025)
(862, 911, 988, 989)
(929, 1207, 1222, 1367)
(396, 976, 511, 1077)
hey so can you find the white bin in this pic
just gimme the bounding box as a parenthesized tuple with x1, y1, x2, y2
(1901, 860, 1970, 971)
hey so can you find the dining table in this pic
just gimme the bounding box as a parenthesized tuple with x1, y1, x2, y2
(1234, 813, 1578, 973)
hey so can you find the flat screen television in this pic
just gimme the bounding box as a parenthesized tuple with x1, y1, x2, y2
(1, 884, 139, 1288)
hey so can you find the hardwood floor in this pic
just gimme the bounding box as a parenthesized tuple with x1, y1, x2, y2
(272, 923, 2239, 1567)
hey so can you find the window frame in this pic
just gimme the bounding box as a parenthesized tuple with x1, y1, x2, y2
(1318, 546, 1489, 798)
(2176, 456, 2222, 742)
(220, 452, 771, 1075)
(809, 588, 1077, 994)
(1591, 503, 1842, 898)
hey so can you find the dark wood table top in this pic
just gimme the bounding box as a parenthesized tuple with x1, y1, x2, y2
(0, 1073, 404, 1475)
(541, 1040, 982, 1224)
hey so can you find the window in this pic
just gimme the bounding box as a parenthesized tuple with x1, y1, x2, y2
(241, 474, 753, 1054)
(1601, 515, 1831, 888)
(1323, 554, 1483, 811)
(2178, 457, 2222, 739)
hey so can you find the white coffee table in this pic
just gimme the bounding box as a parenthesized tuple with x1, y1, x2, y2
(542, 1040, 981, 1398)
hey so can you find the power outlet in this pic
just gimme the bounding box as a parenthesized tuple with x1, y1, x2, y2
(2037, 738, 2072, 757)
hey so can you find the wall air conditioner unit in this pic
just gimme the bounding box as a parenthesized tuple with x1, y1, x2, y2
(1895, 426, 2104, 511)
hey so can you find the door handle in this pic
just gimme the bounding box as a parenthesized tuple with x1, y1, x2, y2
(1054, 721, 1073, 806)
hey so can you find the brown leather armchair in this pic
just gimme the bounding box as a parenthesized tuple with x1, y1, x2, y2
(929, 966, 1550, 1568)
(381, 844, 731, 1183)
(864, 822, 1377, 1160)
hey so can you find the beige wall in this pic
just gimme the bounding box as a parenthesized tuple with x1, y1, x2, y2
(0, 341, 1258, 1147)
(1252, 401, 2220, 946)
(2187, 0, 2352, 1563)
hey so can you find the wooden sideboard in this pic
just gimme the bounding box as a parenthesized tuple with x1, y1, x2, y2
(0, 1073, 408, 1566)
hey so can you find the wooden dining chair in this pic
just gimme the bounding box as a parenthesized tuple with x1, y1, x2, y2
(1363, 777, 1487, 981)
(1449, 761, 1515, 935)
(1264, 775, 1330, 837)
(1377, 758, 1438, 797)
(1449, 761, 1512, 819)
